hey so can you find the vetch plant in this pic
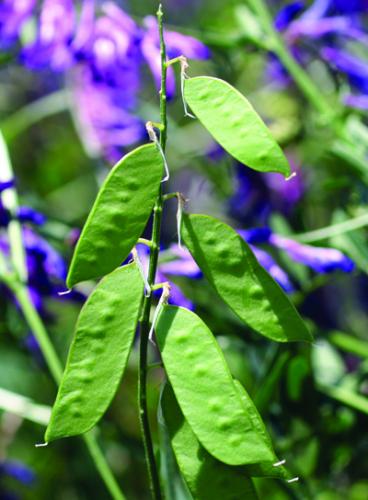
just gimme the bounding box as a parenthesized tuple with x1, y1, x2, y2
(35, 5, 314, 499)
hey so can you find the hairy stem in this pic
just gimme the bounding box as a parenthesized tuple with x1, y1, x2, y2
(137, 4, 167, 500)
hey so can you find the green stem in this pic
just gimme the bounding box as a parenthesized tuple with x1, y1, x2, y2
(293, 212, 368, 243)
(1, 90, 68, 142)
(0, 131, 27, 282)
(0, 132, 124, 500)
(247, 0, 336, 119)
(137, 5, 167, 500)
(6, 280, 125, 500)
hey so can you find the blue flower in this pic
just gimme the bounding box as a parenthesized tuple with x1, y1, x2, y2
(17, 206, 46, 225)
(250, 244, 295, 292)
(0, 461, 35, 485)
(141, 15, 210, 99)
(0, 180, 14, 192)
(21, 0, 76, 71)
(270, 234, 355, 273)
(0, 0, 35, 49)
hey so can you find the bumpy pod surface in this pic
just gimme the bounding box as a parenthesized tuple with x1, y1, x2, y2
(161, 384, 259, 499)
(46, 264, 144, 442)
(156, 305, 274, 466)
(184, 76, 290, 176)
(67, 144, 163, 287)
(234, 380, 289, 480)
(182, 214, 312, 343)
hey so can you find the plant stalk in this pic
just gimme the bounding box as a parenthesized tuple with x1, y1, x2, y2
(137, 4, 167, 500)
(0, 133, 125, 500)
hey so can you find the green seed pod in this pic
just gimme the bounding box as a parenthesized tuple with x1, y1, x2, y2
(45, 263, 143, 442)
(67, 144, 163, 288)
(156, 305, 274, 466)
(182, 214, 312, 343)
(184, 76, 290, 176)
(234, 380, 288, 480)
(161, 384, 259, 499)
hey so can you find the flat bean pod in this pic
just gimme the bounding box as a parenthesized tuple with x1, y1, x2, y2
(184, 76, 290, 176)
(182, 214, 312, 343)
(161, 384, 259, 500)
(46, 263, 144, 442)
(67, 143, 163, 287)
(156, 305, 273, 466)
(234, 380, 288, 480)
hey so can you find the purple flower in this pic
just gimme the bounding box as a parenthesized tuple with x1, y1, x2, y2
(344, 93, 368, 110)
(0, 0, 35, 48)
(275, 2, 305, 31)
(0, 180, 14, 192)
(237, 227, 272, 244)
(17, 206, 46, 225)
(21, 0, 76, 71)
(270, 234, 355, 273)
(159, 244, 201, 278)
(250, 244, 295, 292)
(0, 460, 35, 485)
(136, 244, 196, 310)
(141, 15, 210, 98)
(321, 47, 368, 93)
(70, 64, 144, 162)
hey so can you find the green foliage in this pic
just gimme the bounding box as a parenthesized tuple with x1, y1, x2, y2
(184, 76, 290, 176)
(161, 384, 259, 500)
(156, 305, 273, 465)
(45, 264, 143, 442)
(66, 144, 163, 287)
(182, 213, 312, 342)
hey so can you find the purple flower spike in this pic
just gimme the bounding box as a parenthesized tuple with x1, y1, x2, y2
(271, 235, 355, 273)
(250, 245, 294, 293)
(17, 206, 46, 225)
(22, 0, 76, 71)
(0, 0, 36, 48)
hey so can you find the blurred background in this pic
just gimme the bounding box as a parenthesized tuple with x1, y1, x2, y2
(0, 0, 368, 498)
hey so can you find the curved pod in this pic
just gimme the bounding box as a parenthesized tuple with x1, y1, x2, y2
(156, 305, 273, 465)
(182, 214, 312, 343)
(184, 76, 290, 176)
(161, 384, 259, 499)
(67, 143, 163, 287)
(46, 263, 144, 442)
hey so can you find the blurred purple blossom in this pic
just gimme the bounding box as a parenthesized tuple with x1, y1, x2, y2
(250, 244, 295, 292)
(0, 0, 35, 48)
(270, 234, 355, 273)
(136, 244, 197, 310)
(0, 461, 35, 485)
(22, 0, 76, 71)
(271, 0, 368, 109)
(141, 15, 210, 99)
(17, 206, 47, 225)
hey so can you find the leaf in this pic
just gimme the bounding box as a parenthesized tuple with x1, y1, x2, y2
(156, 305, 274, 466)
(182, 214, 312, 343)
(45, 263, 144, 442)
(67, 144, 163, 287)
(161, 384, 259, 499)
(184, 76, 290, 176)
